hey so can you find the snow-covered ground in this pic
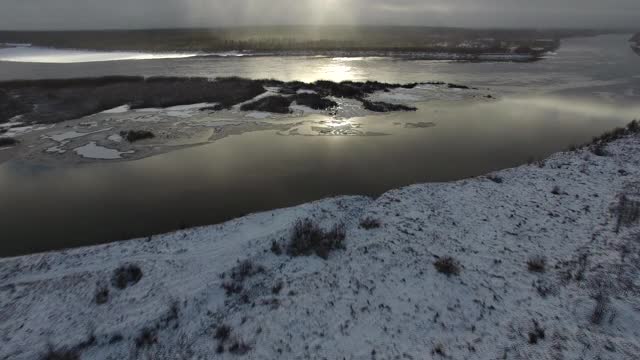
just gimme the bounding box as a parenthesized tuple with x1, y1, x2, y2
(1, 130, 639, 360)
(0, 46, 202, 63)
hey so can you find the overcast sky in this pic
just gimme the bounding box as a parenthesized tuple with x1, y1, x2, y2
(2, 0, 639, 30)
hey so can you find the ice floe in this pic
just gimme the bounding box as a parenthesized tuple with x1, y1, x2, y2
(73, 142, 134, 159)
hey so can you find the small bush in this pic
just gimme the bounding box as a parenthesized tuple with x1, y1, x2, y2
(360, 217, 381, 230)
(551, 186, 561, 195)
(120, 130, 155, 142)
(487, 175, 503, 184)
(229, 260, 264, 283)
(214, 325, 232, 342)
(434, 256, 461, 276)
(94, 285, 109, 305)
(228, 339, 251, 355)
(590, 293, 609, 325)
(591, 144, 607, 157)
(41, 346, 80, 360)
(222, 281, 243, 295)
(0, 137, 19, 147)
(528, 320, 546, 344)
(432, 343, 446, 356)
(527, 256, 547, 273)
(288, 219, 346, 259)
(272, 281, 284, 295)
(221, 260, 264, 296)
(534, 280, 555, 298)
(111, 264, 143, 289)
(135, 327, 157, 349)
(270, 240, 282, 255)
(108, 334, 123, 344)
(614, 195, 640, 232)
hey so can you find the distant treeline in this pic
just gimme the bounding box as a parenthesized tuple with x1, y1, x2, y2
(0, 26, 623, 54)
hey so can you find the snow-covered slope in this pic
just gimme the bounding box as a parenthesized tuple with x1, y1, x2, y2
(1, 133, 640, 359)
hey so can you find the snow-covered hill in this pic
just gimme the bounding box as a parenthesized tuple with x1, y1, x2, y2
(1, 126, 640, 359)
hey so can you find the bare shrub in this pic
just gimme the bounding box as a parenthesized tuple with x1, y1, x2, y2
(591, 144, 607, 157)
(628, 119, 639, 133)
(432, 343, 446, 356)
(94, 284, 109, 305)
(590, 293, 610, 325)
(41, 346, 80, 360)
(221, 281, 243, 295)
(270, 240, 282, 255)
(288, 219, 346, 259)
(528, 320, 546, 344)
(111, 264, 143, 289)
(272, 281, 284, 295)
(614, 195, 640, 233)
(213, 325, 250, 355)
(221, 260, 264, 296)
(592, 121, 637, 144)
(359, 217, 381, 230)
(527, 256, 547, 273)
(551, 186, 561, 195)
(574, 253, 589, 282)
(214, 325, 232, 342)
(434, 256, 461, 276)
(228, 338, 251, 355)
(135, 327, 158, 349)
(229, 260, 264, 282)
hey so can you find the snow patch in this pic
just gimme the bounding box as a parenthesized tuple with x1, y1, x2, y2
(296, 89, 317, 94)
(46, 128, 111, 142)
(0, 46, 201, 64)
(73, 142, 133, 159)
(101, 105, 130, 114)
(245, 111, 272, 119)
(107, 134, 123, 143)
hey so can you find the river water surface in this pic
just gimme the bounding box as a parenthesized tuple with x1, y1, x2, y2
(0, 34, 638, 256)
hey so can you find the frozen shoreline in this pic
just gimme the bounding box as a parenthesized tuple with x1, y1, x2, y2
(0, 79, 486, 165)
(1, 127, 639, 358)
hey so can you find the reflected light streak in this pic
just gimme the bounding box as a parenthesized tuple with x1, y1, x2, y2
(505, 96, 640, 120)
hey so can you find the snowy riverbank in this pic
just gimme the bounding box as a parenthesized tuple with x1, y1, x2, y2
(1, 127, 639, 359)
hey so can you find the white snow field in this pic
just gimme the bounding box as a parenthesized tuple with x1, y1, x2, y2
(0, 46, 200, 63)
(1, 131, 639, 359)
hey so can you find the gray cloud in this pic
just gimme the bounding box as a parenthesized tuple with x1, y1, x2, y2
(1, 0, 638, 30)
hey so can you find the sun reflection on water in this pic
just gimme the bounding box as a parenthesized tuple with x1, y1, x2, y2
(311, 58, 362, 82)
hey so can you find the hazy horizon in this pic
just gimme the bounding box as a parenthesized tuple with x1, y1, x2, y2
(0, 25, 637, 33)
(1, 0, 639, 31)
